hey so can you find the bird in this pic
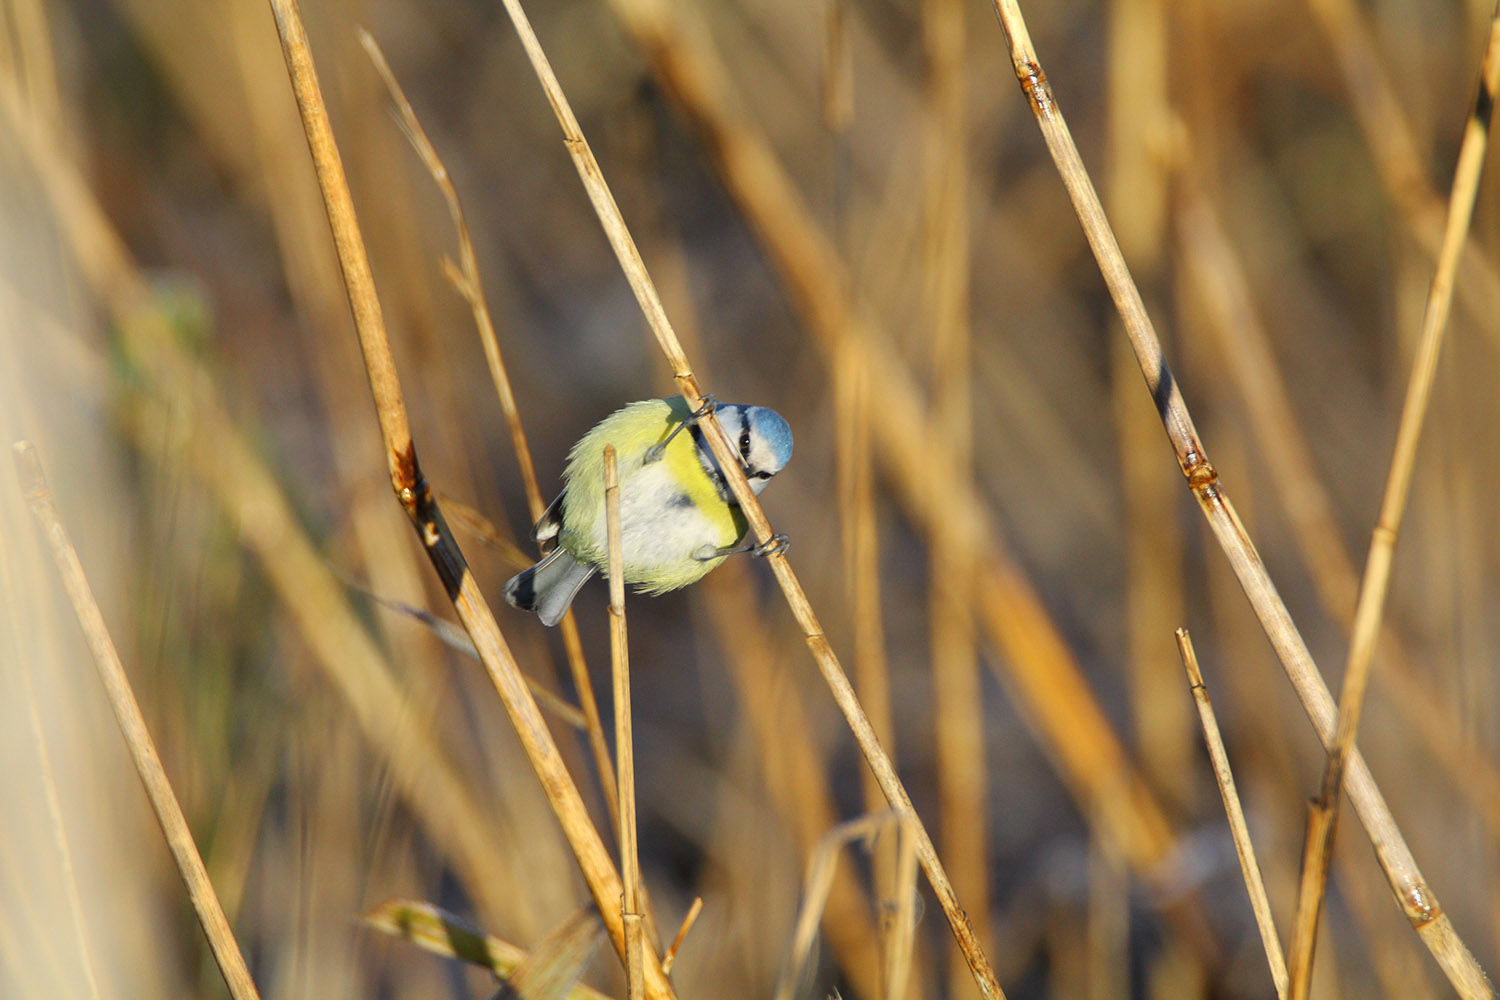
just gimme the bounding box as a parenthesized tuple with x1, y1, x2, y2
(503, 396, 793, 626)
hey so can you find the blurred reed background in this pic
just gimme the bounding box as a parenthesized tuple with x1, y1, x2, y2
(3, 0, 1500, 997)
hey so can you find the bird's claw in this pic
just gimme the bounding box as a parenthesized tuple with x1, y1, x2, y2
(644, 394, 718, 464)
(750, 533, 788, 558)
(692, 531, 787, 563)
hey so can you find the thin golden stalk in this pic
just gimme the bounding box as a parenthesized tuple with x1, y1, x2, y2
(355, 29, 542, 522)
(0, 65, 557, 926)
(884, 815, 922, 1000)
(14, 442, 261, 1000)
(262, 2, 671, 993)
(1286, 11, 1500, 996)
(357, 26, 621, 842)
(660, 897, 702, 975)
(604, 447, 645, 1000)
(702, 565, 886, 1000)
(833, 331, 903, 993)
(1105, 0, 1192, 810)
(922, 0, 990, 994)
(984, 1, 1491, 992)
(604, 0, 1176, 889)
(1174, 167, 1500, 838)
(1176, 629, 1287, 999)
(1302, 0, 1500, 353)
(490, 0, 1002, 992)
(8, 588, 104, 1000)
(773, 813, 902, 1000)
(1287, 800, 1338, 1000)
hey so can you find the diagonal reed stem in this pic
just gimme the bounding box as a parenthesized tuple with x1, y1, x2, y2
(357, 25, 623, 859)
(14, 442, 262, 1000)
(487, 0, 1003, 993)
(985, 1, 1493, 995)
(263, 2, 673, 994)
(1285, 10, 1500, 998)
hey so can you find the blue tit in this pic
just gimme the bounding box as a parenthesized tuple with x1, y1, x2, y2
(503, 396, 794, 626)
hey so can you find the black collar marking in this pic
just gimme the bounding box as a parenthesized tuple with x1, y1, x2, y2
(689, 423, 736, 504)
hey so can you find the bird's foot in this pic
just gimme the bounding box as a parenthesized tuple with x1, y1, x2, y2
(644, 394, 718, 464)
(693, 532, 788, 562)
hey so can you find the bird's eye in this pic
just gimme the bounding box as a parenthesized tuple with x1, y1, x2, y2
(751, 470, 771, 480)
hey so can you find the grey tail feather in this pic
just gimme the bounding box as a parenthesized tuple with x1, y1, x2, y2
(503, 548, 597, 627)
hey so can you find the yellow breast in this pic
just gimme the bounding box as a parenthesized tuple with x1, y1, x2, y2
(558, 398, 746, 593)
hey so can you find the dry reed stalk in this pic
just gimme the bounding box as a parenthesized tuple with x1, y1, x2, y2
(359, 28, 544, 523)
(1176, 629, 1288, 998)
(263, 2, 672, 993)
(1174, 160, 1500, 986)
(922, 1, 990, 995)
(490, 0, 1002, 991)
(1287, 800, 1338, 1000)
(357, 27, 622, 846)
(604, 447, 646, 1000)
(773, 812, 908, 1000)
(1086, 836, 1129, 1000)
(833, 323, 903, 982)
(223, 5, 464, 793)
(604, 0, 1175, 894)
(884, 815, 921, 1000)
(1173, 171, 1500, 839)
(6, 584, 104, 1000)
(985, 1, 1492, 992)
(1302, 0, 1500, 351)
(1285, 13, 1500, 996)
(0, 64, 552, 931)
(834, 343, 896, 769)
(660, 896, 702, 975)
(1105, 0, 1193, 809)
(14, 442, 261, 1000)
(701, 565, 887, 1000)
(4, 0, 58, 125)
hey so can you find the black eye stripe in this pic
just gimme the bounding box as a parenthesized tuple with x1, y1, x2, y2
(738, 422, 751, 463)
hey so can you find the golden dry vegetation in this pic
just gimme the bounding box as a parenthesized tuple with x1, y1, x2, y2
(3, 0, 1500, 998)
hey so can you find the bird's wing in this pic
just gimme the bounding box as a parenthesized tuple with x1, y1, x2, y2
(533, 487, 567, 551)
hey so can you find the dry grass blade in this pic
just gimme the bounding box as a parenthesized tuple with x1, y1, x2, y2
(984, 1, 1492, 993)
(434, 492, 535, 571)
(922, 0, 989, 994)
(360, 25, 622, 850)
(1, 60, 541, 922)
(883, 814, 922, 1000)
(1176, 629, 1287, 999)
(262, 1, 671, 993)
(9, 554, 104, 1000)
(355, 29, 544, 523)
(660, 897, 702, 976)
(702, 566, 887, 1000)
(604, 447, 645, 1000)
(1174, 166, 1500, 838)
(13, 441, 261, 1000)
(331, 574, 588, 729)
(1287, 801, 1338, 1000)
(503, 907, 608, 1000)
(1303, 0, 1500, 351)
(774, 812, 906, 1000)
(490, 0, 1003, 993)
(363, 900, 613, 1000)
(1285, 10, 1500, 996)
(604, 0, 1176, 896)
